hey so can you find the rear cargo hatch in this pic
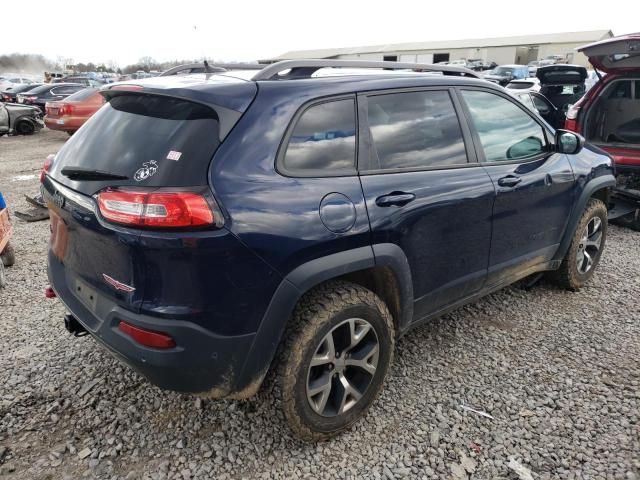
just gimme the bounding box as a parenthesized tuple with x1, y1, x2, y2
(536, 64, 587, 85)
(44, 84, 256, 315)
(579, 34, 640, 73)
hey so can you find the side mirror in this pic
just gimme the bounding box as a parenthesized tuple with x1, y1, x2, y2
(556, 130, 584, 155)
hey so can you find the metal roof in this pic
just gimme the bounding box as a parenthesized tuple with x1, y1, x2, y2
(266, 30, 613, 61)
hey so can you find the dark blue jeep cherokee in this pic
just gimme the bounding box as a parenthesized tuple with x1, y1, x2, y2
(43, 60, 615, 440)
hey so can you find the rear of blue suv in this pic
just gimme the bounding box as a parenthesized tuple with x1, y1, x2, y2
(44, 61, 615, 441)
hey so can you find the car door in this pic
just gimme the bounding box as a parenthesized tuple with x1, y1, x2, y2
(358, 88, 495, 321)
(457, 88, 576, 287)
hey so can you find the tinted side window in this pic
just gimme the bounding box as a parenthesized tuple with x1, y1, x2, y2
(608, 81, 631, 99)
(462, 90, 546, 162)
(365, 90, 467, 170)
(283, 99, 356, 174)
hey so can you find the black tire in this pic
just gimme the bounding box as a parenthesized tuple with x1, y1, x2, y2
(549, 198, 608, 290)
(1, 242, 15, 267)
(279, 281, 395, 442)
(0, 262, 5, 288)
(16, 119, 35, 135)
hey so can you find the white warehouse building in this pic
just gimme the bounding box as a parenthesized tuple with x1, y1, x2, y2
(264, 30, 613, 68)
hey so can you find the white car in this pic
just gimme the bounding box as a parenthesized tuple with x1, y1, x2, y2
(505, 78, 540, 93)
(0, 76, 34, 91)
(447, 59, 468, 68)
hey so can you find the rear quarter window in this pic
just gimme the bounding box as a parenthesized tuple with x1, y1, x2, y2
(281, 98, 356, 176)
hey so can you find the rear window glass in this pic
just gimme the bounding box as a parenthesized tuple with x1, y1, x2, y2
(65, 88, 99, 101)
(26, 84, 54, 95)
(50, 94, 220, 190)
(282, 99, 356, 175)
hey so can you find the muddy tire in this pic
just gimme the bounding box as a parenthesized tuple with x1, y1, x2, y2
(549, 198, 608, 290)
(279, 281, 394, 442)
(1, 242, 15, 267)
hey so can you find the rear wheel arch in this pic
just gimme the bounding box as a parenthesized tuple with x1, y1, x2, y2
(233, 245, 414, 397)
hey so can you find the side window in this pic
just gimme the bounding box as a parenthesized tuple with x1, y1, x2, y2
(608, 81, 631, 99)
(365, 90, 468, 170)
(462, 90, 547, 162)
(282, 99, 356, 175)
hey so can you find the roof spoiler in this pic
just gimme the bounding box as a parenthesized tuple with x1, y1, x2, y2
(250, 59, 480, 80)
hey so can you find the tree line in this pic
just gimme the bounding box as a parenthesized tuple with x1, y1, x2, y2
(0, 53, 212, 75)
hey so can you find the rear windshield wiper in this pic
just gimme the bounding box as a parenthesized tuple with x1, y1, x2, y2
(61, 167, 129, 181)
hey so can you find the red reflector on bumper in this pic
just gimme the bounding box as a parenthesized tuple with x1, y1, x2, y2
(118, 321, 176, 349)
(45, 286, 57, 298)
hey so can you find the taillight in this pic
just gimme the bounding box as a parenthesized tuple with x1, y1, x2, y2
(60, 104, 75, 115)
(40, 154, 55, 183)
(566, 104, 580, 121)
(564, 98, 584, 133)
(97, 189, 221, 228)
(118, 321, 176, 349)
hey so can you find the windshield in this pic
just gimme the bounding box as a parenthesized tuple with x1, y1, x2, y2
(489, 67, 514, 76)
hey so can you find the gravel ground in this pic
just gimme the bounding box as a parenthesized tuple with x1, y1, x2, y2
(0, 130, 639, 480)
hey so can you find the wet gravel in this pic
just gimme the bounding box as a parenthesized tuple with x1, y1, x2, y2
(1, 130, 639, 479)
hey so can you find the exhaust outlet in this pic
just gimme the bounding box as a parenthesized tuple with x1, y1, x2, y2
(64, 314, 87, 337)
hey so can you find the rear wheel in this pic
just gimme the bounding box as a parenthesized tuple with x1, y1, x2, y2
(549, 198, 607, 290)
(1, 242, 15, 267)
(0, 262, 6, 288)
(279, 281, 394, 441)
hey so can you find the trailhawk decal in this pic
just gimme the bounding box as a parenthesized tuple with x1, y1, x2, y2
(102, 274, 136, 293)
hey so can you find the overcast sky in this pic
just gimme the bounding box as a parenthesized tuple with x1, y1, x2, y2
(1, 0, 636, 67)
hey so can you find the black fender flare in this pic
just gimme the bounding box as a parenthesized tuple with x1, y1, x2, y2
(553, 174, 616, 262)
(232, 244, 413, 395)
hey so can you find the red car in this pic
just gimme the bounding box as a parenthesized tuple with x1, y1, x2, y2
(44, 88, 105, 135)
(565, 33, 640, 174)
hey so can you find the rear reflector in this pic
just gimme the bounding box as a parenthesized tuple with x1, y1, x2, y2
(45, 286, 57, 298)
(118, 321, 176, 349)
(97, 189, 217, 228)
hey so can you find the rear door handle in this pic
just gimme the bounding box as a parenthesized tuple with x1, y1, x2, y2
(497, 175, 522, 188)
(375, 192, 416, 207)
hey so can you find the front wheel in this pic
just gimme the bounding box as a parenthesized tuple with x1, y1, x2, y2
(15, 119, 35, 135)
(549, 198, 608, 290)
(279, 281, 395, 441)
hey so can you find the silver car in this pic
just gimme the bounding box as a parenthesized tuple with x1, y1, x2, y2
(0, 102, 44, 136)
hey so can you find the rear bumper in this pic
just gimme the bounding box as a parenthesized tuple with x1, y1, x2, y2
(44, 116, 86, 132)
(48, 256, 257, 395)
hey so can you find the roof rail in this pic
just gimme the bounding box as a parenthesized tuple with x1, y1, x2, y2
(159, 62, 266, 77)
(251, 59, 480, 81)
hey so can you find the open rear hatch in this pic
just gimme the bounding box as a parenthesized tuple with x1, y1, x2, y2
(579, 34, 640, 73)
(43, 81, 256, 320)
(536, 64, 587, 112)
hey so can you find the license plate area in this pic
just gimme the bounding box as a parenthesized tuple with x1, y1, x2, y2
(73, 277, 98, 313)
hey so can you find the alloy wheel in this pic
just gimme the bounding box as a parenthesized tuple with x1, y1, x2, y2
(576, 216, 602, 274)
(306, 318, 379, 417)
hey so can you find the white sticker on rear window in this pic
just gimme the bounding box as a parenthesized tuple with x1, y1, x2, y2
(166, 150, 182, 161)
